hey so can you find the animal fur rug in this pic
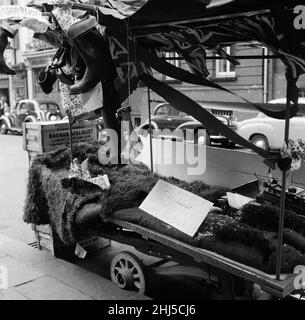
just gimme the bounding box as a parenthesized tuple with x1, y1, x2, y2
(23, 142, 228, 245)
(23, 143, 305, 274)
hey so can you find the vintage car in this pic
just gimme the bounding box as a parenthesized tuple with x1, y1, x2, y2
(0, 99, 63, 135)
(137, 102, 238, 146)
(237, 98, 305, 150)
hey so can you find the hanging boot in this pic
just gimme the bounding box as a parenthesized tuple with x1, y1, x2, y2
(38, 68, 57, 94)
(67, 15, 116, 95)
(0, 28, 15, 75)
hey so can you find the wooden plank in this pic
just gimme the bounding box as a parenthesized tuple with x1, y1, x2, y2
(32, 224, 52, 235)
(107, 218, 297, 298)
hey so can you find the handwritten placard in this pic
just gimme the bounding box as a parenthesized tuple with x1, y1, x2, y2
(139, 180, 213, 237)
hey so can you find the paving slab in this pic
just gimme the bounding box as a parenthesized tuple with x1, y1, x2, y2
(14, 276, 93, 300)
(33, 258, 151, 300)
(0, 234, 55, 266)
(0, 256, 46, 288)
(0, 288, 29, 300)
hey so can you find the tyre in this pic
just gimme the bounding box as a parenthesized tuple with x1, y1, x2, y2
(250, 134, 269, 150)
(221, 140, 235, 148)
(0, 121, 8, 134)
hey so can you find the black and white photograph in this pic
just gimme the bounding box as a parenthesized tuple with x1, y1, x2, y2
(1, 0, 305, 307)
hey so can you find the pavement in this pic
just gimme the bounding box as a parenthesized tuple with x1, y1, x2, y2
(0, 134, 33, 244)
(0, 234, 150, 300)
(0, 134, 152, 300)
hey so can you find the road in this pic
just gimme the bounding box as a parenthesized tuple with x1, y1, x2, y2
(0, 133, 34, 244)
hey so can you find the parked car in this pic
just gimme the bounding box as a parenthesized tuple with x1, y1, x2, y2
(0, 99, 63, 135)
(137, 102, 238, 146)
(237, 98, 305, 150)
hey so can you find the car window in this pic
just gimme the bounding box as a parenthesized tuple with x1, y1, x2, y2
(18, 102, 30, 113)
(27, 103, 35, 112)
(155, 104, 170, 116)
(39, 103, 59, 111)
(169, 106, 180, 116)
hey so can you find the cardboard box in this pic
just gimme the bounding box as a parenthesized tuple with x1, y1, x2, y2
(23, 120, 98, 154)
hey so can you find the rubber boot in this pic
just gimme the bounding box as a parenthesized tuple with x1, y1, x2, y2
(67, 16, 116, 94)
(0, 28, 15, 75)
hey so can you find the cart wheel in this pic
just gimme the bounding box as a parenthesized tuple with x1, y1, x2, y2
(110, 251, 146, 294)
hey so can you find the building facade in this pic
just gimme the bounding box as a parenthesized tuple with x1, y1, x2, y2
(1, 0, 300, 124)
(140, 44, 290, 123)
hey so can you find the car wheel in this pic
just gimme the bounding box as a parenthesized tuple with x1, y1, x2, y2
(221, 140, 235, 148)
(0, 121, 8, 134)
(194, 129, 210, 146)
(250, 134, 269, 150)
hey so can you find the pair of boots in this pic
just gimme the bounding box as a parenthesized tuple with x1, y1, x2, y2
(67, 15, 117, 95)
(0, 26, 18, 75)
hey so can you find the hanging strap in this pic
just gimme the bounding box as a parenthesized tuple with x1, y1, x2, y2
(136, 46, 299, 119)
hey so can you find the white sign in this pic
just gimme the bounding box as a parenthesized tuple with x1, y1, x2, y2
(226, 192, 253, 209)
(140, 180, 213, 237)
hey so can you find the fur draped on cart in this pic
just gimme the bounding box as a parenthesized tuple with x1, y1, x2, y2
(23, 142, 305, 274)
(23, 142, 228, 245)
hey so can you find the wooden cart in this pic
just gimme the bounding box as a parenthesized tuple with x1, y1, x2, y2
(75, 209, 298, 300)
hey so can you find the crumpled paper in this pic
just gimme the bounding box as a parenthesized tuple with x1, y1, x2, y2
(69, 158, 111, 190)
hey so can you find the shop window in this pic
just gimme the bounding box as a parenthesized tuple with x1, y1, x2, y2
(215, 46, 236, 79)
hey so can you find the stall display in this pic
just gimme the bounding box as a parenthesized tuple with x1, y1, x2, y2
(0, 0, 304, 299)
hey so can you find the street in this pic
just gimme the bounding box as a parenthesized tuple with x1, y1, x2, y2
(0, 133, 33, 244)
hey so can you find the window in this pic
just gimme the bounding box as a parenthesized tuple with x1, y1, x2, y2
(215, 47, 236, 79)
(39, 103, 59, 112)
(134, 117, 141, 127)
(155, 104, 170, 116)
(163, 52, 180, 82)
(18, 102, 29, 113)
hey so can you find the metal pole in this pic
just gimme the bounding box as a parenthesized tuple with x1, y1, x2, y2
(276, 79, 291, 281)
(67, 109, 74, 165)
(147, 87, 154, 172)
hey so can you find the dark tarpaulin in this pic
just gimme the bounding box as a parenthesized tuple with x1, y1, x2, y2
(127, 0, 303, 29)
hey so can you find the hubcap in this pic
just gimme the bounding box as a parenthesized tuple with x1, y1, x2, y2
(0, 123, 6, 133)
(113, 258, 140, 290)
